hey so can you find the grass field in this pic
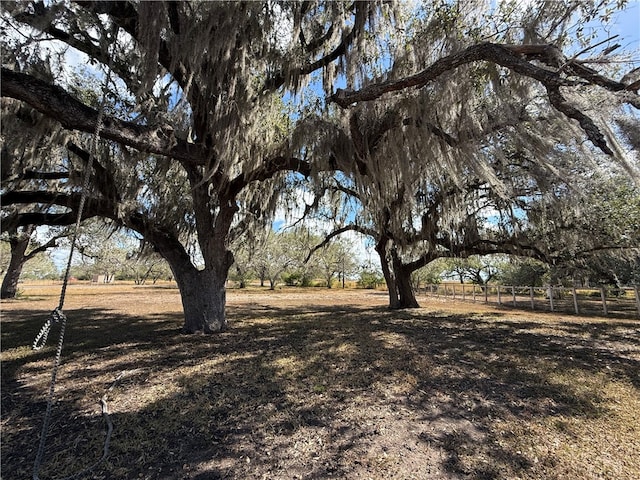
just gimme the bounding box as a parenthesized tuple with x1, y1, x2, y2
(2, 283, 639, 479)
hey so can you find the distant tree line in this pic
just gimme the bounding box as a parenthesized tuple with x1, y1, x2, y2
(411, 254, 640, 290)
(6, 222, 636, 301)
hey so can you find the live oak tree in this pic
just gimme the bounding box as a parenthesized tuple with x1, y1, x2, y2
(122, 250, 172, 285)
(284, 227, 358, 288)
(67, 221, 171, 284)
(304, 83, 636, 308)
(304, 150, 568, 308)
(247, 227, 322, 289)
(1, 0, 389, 332)
(578, 253, 640, 287)
(228, 240, 254, 289)
(300, 0, 639, 308)
(409, 260, 445, 291)
(527, 167, 640, 285)
(2, 1, 639, 326)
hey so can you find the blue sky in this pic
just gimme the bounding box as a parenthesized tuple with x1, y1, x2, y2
(612, 0, 640, 48)
(581, 0, 639, 68)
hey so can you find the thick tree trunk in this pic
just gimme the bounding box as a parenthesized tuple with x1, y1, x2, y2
(143, 222, 233, 334)
(175, 267, 228, 333)
(1, 256, 27, 299)
(376, 239, 400, 308)
(394, 264, 420, 309)
(1, 231, 31, 299)
(376, 238, 420, 309)
(391, 249, 420, 308)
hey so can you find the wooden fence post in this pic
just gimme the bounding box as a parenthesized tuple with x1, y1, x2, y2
(549, 286, 554, 312)
(462, 284, 466, 301)
(512, 286, 516, 307)
(452, 284, 456, 299)
(497, 286, 502, 305)
(572, 286, 579, 315)
(600, 287, 608, 316)
(484, 285, 488, 303)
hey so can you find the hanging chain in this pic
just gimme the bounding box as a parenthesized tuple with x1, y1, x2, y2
(32, 308, 66, 351)
(32, 25, 116, 480)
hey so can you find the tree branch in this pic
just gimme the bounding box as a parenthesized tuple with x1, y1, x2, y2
(24, 237, 59, 261)
(1, 68, 208, 164)
(545, 84, 613, 154)
(403, 104, 528, 147)
(3, 190, 79, 207)
(226, 156, 312, 198)
(329, 43, 576, 107)
(1, 190, 116, 231)
(329, 42, 636, 155)
(3, 211, 92, 229)
(262, 2, 367, 92)
(305, 224, 376, 263)
(76, 0, 210, 135)
(66, 142, 121, 201)
(439, 237, 550, 263)
(18, 170, 73, 180)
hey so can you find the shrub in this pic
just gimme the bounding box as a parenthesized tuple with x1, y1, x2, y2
(357, 271, 384, 289)
(283, 272, 302, 286)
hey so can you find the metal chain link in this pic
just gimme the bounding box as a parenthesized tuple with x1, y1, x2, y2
(32, 309, 68, 480)
(32, 308, 66, 351)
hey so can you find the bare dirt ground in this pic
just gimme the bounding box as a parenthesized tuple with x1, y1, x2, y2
(2, 283, 639, 479)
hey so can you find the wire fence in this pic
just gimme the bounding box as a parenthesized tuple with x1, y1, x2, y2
(416, 283, 640, 319)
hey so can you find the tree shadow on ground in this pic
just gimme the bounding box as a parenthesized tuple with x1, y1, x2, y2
(2, 301, 639, 479)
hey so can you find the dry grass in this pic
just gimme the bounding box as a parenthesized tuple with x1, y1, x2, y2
(2, 283, 639, 479)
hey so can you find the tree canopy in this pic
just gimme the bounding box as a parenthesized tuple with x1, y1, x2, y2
(1, 0, 638, 330)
